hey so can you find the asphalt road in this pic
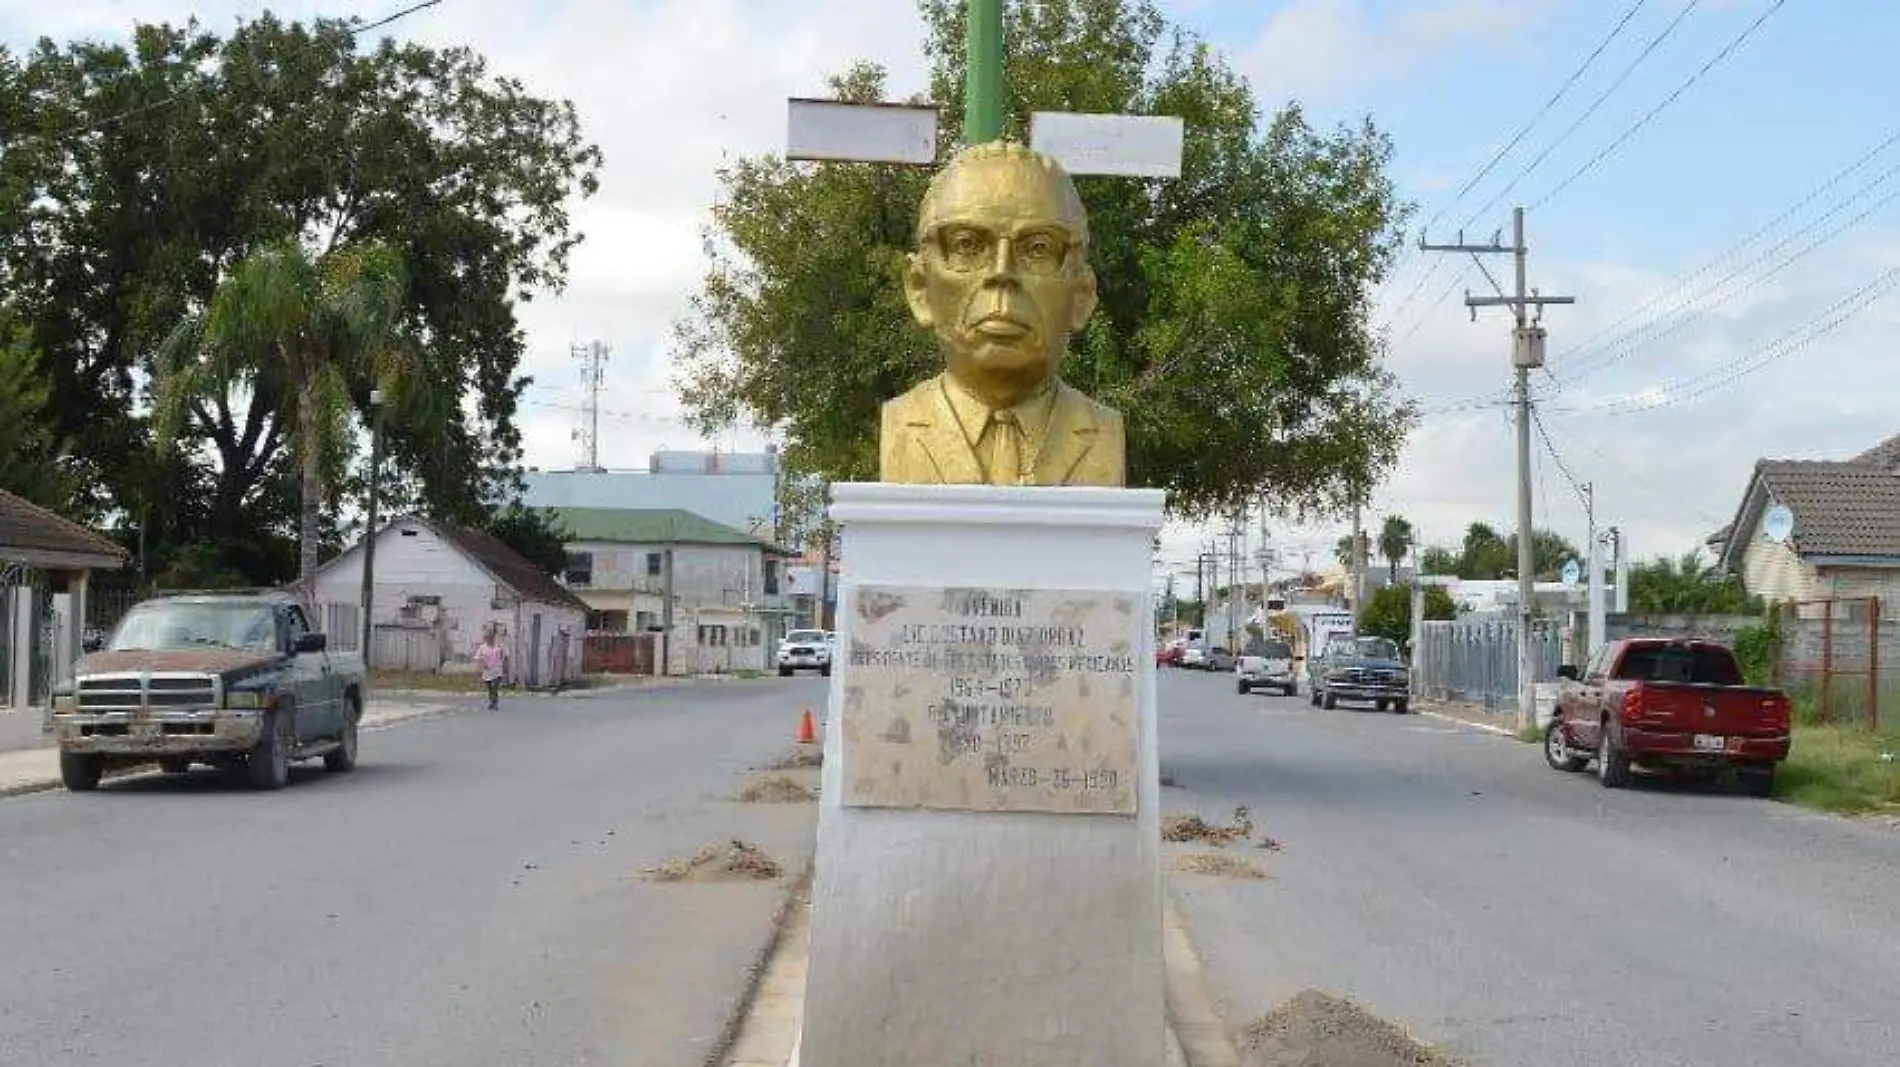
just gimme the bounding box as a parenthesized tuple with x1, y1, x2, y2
(1157, 668, 1900, 1067)
(0, 678, 826, 1067)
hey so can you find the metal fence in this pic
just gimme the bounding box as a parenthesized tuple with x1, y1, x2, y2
(1414, 615, 1564, 711)
(1778, 597, 1890, 730)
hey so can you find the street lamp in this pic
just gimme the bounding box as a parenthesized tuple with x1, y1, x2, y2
(359, 388, 384, 664)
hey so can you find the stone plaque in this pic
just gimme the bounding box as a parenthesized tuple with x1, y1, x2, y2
(839, 584, 1141, 815)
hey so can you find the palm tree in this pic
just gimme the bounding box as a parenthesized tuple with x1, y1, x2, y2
(153, 239, 414, 591)
(1378, 515, 1414, 581)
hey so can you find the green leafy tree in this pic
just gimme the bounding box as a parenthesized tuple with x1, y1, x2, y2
(1429, 523, 1580, 581)
(1418, 545, 1459, 577)
(153, 239, 418, 589)
(489, 505, 572, 579)
(0, 312, 77, 510)
(1357, 581, 1458, 647)
(1, 14, 601, 576)
(1627, 552, 1763, 615)
(675, 0, 1413, 520)
(1378, 514, 1414, 580)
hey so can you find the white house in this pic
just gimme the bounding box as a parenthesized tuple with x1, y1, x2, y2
(313, 515, 589, 686)
(546, 507, 796, 675)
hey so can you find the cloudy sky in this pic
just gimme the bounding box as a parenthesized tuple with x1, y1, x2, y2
(7, 0, 1897, 587)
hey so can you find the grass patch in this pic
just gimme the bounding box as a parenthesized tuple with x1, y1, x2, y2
(1516, 723, 1544, 744)
(1776, 723, 1900, 814)
(1163, 806, 1253, 845)
(737, 668, 764, 680)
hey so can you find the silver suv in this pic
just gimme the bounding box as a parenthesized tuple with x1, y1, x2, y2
(776, 628, 832, 677)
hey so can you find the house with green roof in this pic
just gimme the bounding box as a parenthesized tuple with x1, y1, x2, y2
(545, 507, 798, 675)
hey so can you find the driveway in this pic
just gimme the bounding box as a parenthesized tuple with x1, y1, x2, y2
(1157, 668, 1900, 1067)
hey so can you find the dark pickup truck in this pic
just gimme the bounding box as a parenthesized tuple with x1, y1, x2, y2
(1544, 638, 1792, 795)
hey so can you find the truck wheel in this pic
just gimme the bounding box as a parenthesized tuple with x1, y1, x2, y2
(324, 694, 360, 773)
(1393, 699, 1410, 714)
(1597, 726, 1631, 789)
(1321, 691, 1337, 710)
(1739, 766, 1776, 798)
(60, 752, 103, 792)
(159, 758, 192, 775)
(1284, 683, 1298, 698)
(1236, 679, 1250, 695)
(1544, 721, 1589, 772)
(246, 708, 293, 791)
(1309, 688, 1320, 707)
(778, 666, 792, 677)
(820, 664, 831, 677)
(1374, 700, 1388, 712)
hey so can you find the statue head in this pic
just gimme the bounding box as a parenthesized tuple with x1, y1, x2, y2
(905, 142, 1098, 405)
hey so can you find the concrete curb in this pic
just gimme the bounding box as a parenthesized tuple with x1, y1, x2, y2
(1164, 892, 1244, 1067)
(708, 866, 812, 1067)
(0, 701, 461, 801)
(1418, 707, 1519, 738)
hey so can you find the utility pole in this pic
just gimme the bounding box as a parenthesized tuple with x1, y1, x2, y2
(1227, 517, 1241, 650)
(571, 340, 609, 472)
(359, 388, 385, 664)
(1421, 206, 1574, 731)
(1611, 526, 1630, 614)
(965, 0, 1004, 142)
(1585, 482, 1606, 659)
(1349, 496, 1367, 620)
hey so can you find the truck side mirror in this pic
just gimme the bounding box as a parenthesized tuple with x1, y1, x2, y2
(81, 634, 104, 653)
(295, 632, 328, 654)
(1556, 664, 1579, 681)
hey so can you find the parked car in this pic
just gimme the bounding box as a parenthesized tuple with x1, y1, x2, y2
(777, 628, 832, 676)
(1544, 638, 1791, 795)
(1179, 641, 1210, 670)
(1308, 634, 1410, 712)
(1235, 636, 1297, 696)
(1204, 645, 1236, 672)
(45, 589, 364, 791)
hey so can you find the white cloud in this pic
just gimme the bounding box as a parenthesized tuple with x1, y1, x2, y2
(1237, 0, 1546, 105)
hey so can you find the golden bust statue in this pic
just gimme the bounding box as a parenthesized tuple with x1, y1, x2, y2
(879, 141, 1125, 487)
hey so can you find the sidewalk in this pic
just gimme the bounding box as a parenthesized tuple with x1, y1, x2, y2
(0, 696, 463, 798)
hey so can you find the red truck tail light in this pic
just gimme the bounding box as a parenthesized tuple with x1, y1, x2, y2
(1760, 695, 1791, 730)
(1622, 686, 1644, 724)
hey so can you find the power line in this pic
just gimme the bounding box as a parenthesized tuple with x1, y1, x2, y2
(1560, 262, 1900, 416)
(1530, 404, 1590, 509)
(1550, 175, 1900, 391)
(353, 0, 444, 33)
(1551, 126, 1900, 378)
(1384, 1, 1648, 316)
(1527, 0, 1788, 211)
(38, 0, 445, 140)
(1426, 0, 1651, 236)
(1542, 411, 1734, 526)
(1459, 0, 1704, 231)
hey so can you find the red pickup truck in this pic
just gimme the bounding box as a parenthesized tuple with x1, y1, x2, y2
(1544, 638, 1792, 795)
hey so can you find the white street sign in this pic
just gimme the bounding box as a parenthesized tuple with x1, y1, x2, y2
(787, 99, 939, 165)
(1029, 112, 1184, 178)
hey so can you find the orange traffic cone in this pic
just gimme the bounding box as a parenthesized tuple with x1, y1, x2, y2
(796, 707, 817, 745)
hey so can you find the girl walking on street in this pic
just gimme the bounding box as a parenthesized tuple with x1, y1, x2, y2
(475, 626, 508, 710)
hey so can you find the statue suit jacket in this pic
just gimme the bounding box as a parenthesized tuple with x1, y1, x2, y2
(878, 374, 1126, 486)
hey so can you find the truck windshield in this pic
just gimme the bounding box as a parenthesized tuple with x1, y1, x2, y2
(108, 602, 279, 652)
(1615, 645, 1744, 686)
(1348, 637, 1400, 660)
(785, 630, 825, 644)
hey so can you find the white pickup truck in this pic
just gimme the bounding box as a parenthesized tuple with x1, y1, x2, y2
(1234, 636, 1298, 697)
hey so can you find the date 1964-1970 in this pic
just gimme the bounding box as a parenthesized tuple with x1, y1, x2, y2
(986, 765, 1120, 791)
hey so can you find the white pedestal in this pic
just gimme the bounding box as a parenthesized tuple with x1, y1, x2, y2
(800, 483, 1167, 1066)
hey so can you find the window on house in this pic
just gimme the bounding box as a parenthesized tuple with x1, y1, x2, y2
(697, 624, 728, 647)
(763, 559, 780, 595)
(589, 610, 628, 633)
(646, 552, 663, 576)
(564, 551, 593, 586)
(636, 611, 659, 632)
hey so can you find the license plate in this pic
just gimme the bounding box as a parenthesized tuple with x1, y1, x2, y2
(1693, 734, 1725, 752)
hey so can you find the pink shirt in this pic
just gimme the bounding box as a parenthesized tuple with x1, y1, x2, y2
(474, 643, 505, 680)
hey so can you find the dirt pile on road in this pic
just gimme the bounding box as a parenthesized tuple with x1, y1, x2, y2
(643, 840, 785, 883)
(1168, 852, 1267, 879)
(736, 775, 816, 803)
(1242, 990, 1454, 1066)
(766, 745, 823, 770)
(1163, 805, 1253, 844)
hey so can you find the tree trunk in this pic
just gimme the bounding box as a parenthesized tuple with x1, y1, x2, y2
(298, 379, 322, 595)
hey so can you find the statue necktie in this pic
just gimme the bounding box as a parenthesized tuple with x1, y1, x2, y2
(989, 410, 1022, 486)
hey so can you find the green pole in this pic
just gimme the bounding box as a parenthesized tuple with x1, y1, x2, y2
(964, 0, 1004, 144)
